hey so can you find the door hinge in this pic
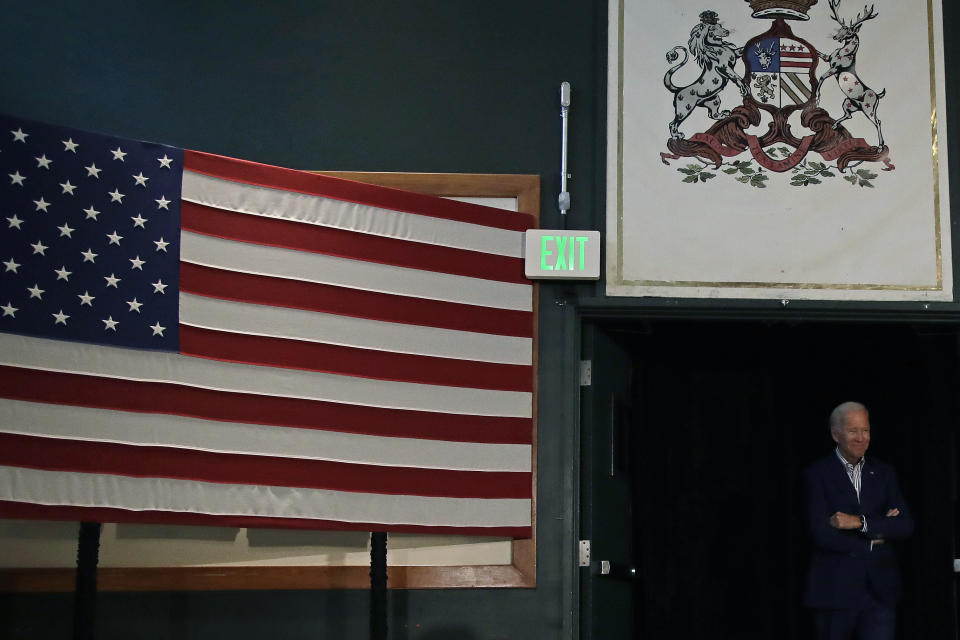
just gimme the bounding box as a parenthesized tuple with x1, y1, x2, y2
(579, 360, 592, 387)
(578, 539, 591, 567)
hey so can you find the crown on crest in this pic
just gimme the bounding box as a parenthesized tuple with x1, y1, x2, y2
(744, 0, 818, 20)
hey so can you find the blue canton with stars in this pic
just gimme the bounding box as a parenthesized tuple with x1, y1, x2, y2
(0, 115, 181, 351)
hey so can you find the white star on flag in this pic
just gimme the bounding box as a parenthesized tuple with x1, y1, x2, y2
(131, 214, 147, 228)
(1, 302, 17, 317)
(57, 223, 74, 238)
(9, 171, 25, 186)
(52, 310, 69, 325)
(154, 237, 169, 252)
(27, 284, 44, 299)
(133, 172, 149, 187)
(108, 188, 125, 203)
(111, 147, 127, 161)
(7, 215, 23, 230)
(106, 231, 123, 245)
(156, 195, 171, 209)
(157, 155, 173, 169)
(130, 256, 146, 270)
(84, 206, 100, 220)
(62, 138, 79, 152)
(85, 163, 101, 178)
(34, 198, 50, 212)
(30, 241, 48, 255)
(35, 155, 52, 169)
(151, 279, 167, 294)
(81, 248, 98, 263)
(54, 266, 71, 281)
(60, 180, 76, 195)
(127, 298, 143, 313)
(103, 316, 119, 331)
(78, 292, 95, 306)
(150, 322, 166, 336)
(104, 273, 121, 288)
(11, 128, 28, 143)
(3, 258, 20, 273)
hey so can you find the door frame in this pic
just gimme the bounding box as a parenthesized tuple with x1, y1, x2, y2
(570, 301, 960, 639)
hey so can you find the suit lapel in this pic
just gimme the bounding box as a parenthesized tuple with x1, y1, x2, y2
(859, 459, 878, 512)
(829, 454, 860, 508)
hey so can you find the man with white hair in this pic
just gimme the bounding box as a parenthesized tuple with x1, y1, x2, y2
(803, 401, 913, 640)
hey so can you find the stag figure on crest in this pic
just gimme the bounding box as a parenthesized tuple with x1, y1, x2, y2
(816, 0, 886, 149)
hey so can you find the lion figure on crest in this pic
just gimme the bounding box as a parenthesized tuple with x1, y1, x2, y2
(664, 10, 749, 140)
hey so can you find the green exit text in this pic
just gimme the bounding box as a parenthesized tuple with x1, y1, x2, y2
(540, 235, 590, 271)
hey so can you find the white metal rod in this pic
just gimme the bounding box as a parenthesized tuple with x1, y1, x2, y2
(559, 82, 571, 216)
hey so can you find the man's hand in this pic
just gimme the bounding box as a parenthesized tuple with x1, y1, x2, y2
(829, 512, 863, 530)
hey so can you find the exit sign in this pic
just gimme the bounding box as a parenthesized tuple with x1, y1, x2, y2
(524, 230, 601, 280)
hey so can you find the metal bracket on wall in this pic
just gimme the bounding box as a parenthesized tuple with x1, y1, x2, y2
(579, 360, 592, 387)
(578, 540, 591, 567)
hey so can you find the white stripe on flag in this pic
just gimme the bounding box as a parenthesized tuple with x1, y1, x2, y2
(0, 334, 533, 418)
(0, 466, 532, 528)
(0, 400, 532, 472)
(179, 292, 532, 365)
(181, 170, 525, 258)
(181, 231, 533, 311)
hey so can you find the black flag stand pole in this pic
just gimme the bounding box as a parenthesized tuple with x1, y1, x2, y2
(370, 531, 388, 640)
(73, 521, 103, 640)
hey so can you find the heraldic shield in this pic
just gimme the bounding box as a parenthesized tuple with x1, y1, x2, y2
(661, 1, 893, 177)
(746, 35, 815, 107)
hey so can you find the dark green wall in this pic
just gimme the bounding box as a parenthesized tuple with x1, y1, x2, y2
(4, 1, 960, 639)
(0, 1, 600, 638)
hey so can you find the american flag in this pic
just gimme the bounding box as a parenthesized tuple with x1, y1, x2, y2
(0, 115, 534, 537)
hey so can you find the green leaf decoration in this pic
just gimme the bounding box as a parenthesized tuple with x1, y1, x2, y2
(678, 168, 697, 175)
(807, 177, 822, 184)
(845, 175, 859, 184)
(740, 166, 756, 175)
(860, 180, 874, 188)
(701, 172, 716, 180)
(682, 175, 697, 183)
(687, 164, 702, 171)
(737, 176, 751, 183)
(862, 171, 878, 180)
(821, 171, 835, 178)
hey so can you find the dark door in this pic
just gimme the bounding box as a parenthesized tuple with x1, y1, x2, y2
(579, 322, 636, 639)
(579, 319, 959, 639)
(626, 321, 958, 639)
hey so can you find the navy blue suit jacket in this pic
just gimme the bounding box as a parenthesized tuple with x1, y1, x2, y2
(803, 453, 913, 609)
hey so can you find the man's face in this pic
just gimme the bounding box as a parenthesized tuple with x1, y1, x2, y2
(832, 409, 870, 463)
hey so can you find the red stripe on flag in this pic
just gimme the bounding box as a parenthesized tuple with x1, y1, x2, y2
(181, 201, 529, 284)
(184, 151, 535, 232)
(781, 61, 813, 68)
(0, 366, 532, 444)
(0, 433, 531, 499)
(0, 501, 531, 537)
(180, 325, 533, 392)
(180, 263, 533, 338)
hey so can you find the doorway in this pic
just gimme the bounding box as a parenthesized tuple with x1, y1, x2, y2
(581, 320, 958, 639)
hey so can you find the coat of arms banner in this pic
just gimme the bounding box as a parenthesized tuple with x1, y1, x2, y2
(606, 0, 952, 301)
